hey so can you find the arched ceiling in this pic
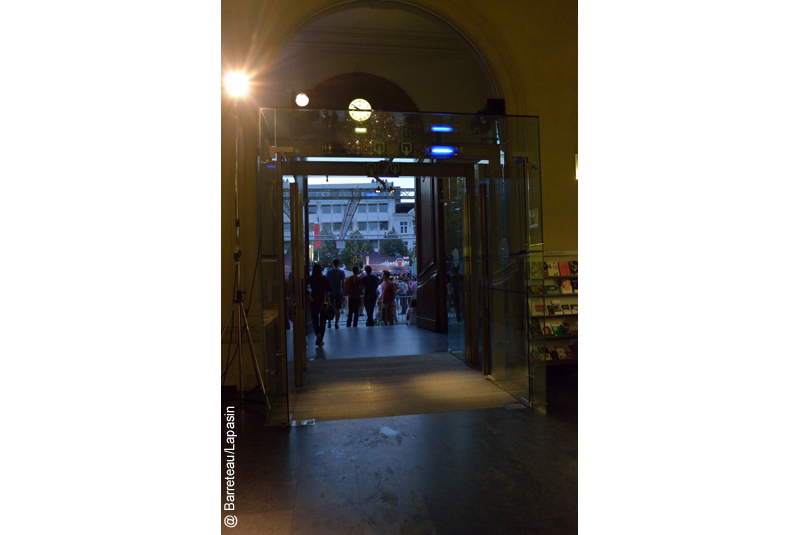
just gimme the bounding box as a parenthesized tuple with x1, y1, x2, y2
(265, 5, 497, 114)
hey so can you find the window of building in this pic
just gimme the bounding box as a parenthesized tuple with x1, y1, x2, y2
(368, 204, 378, 213)
(358, 205, 366, 213)
(322, 205, 331, 214)
(358, 222, 367, 231)
(379, 203, 388, 212)
(333, 223, 341, 231)
(321, 223, 332, 233)
(283, 223, 290, 233)
(333, 205, 342, 214)
(308, 205, 317, 214)
(380, 221, 388, 230)
(400, 221, 408, 233)
(368, 222, 378, 230)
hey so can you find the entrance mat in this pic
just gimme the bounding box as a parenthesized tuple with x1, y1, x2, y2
(289, 352, 520, 421)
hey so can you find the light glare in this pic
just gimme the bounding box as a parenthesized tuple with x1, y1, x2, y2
(295, 93, 309, 107)
(225, 72, 250, 97)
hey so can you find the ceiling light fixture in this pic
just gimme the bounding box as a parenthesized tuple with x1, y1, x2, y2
(295, 92, 310, 107)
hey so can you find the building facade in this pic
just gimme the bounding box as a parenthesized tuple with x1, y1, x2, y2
(284, 183, 415, 259)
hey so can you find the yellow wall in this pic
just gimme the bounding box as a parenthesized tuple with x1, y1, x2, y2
(221, 0, 577, 381)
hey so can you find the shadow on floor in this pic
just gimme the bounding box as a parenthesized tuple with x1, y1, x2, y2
(222, 403, 578, 534)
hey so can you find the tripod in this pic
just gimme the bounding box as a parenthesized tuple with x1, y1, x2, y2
(221, 98, 268, 409)
(221, 281, 269, 409)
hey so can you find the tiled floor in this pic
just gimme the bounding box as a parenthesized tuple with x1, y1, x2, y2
(223, 404, 577, 534)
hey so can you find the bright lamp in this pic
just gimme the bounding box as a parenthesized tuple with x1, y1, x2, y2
(225, 72, 250, 97)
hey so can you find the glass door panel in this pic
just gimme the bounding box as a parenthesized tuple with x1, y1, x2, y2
(485, 164, 529, 402)
(288, 182, 307, 393)
(482, 115, 542, 405)
(443, 177, 466, 360)
(257, 145, 290, 425)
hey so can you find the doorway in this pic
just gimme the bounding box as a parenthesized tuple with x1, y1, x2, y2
(257, 107, 542, 425)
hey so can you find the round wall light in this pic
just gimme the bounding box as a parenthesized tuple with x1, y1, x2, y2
(295, 93, 310, 107)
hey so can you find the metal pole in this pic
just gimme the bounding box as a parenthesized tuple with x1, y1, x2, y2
(234, 100, 244, 406)
(222, 93, 268, 410)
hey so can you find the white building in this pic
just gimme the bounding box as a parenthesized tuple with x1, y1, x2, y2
(283, 183, 416, 255)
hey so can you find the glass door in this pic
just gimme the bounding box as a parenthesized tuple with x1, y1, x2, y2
(257, 146, 290, 425)
(288, 182, 308, 390)
(442, 177, 466, 360)
(484, 158, 530, 402)
(478, 113, 542, 406)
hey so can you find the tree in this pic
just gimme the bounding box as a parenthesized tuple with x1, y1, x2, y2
(318, 228, 339, 268)
(340, 229, 373, 268)
(379, 227, 409, 257)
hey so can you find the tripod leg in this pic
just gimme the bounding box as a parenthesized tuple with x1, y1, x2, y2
(221, 302, 235, 341)
(239, 301, 271, 410)
(237, 299, 244, 407)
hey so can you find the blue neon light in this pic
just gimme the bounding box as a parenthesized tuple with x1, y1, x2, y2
(431, 125, 454, 132)
(427, 145, 461, 157)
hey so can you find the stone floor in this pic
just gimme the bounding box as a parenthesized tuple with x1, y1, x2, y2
(227, 307, 578, 533)
(222, 403, 577, 534)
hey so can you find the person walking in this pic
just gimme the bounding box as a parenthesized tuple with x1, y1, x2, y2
(379, 270, 397, 326)
(307, 263, 332, 346)
(361, 265, 380, 326)
(325, 258, 346, 329)
(345, 265, 364, 327)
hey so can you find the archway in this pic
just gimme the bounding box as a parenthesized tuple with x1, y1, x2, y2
(221, 0, 535, 418)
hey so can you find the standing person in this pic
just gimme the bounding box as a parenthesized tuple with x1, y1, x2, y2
(344, 265, 364, 327)
(409, 276, 417, 295)
(397, 276, 409, 315)
(325, 258, 346, 329)
(361, 265, 380, 326)
(307, 263, 332, 346)
(375, 275, 383, 324)
(406, 298, 418, 326)
(379, 270, 397, 326)
(451, 265, 462, 323)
